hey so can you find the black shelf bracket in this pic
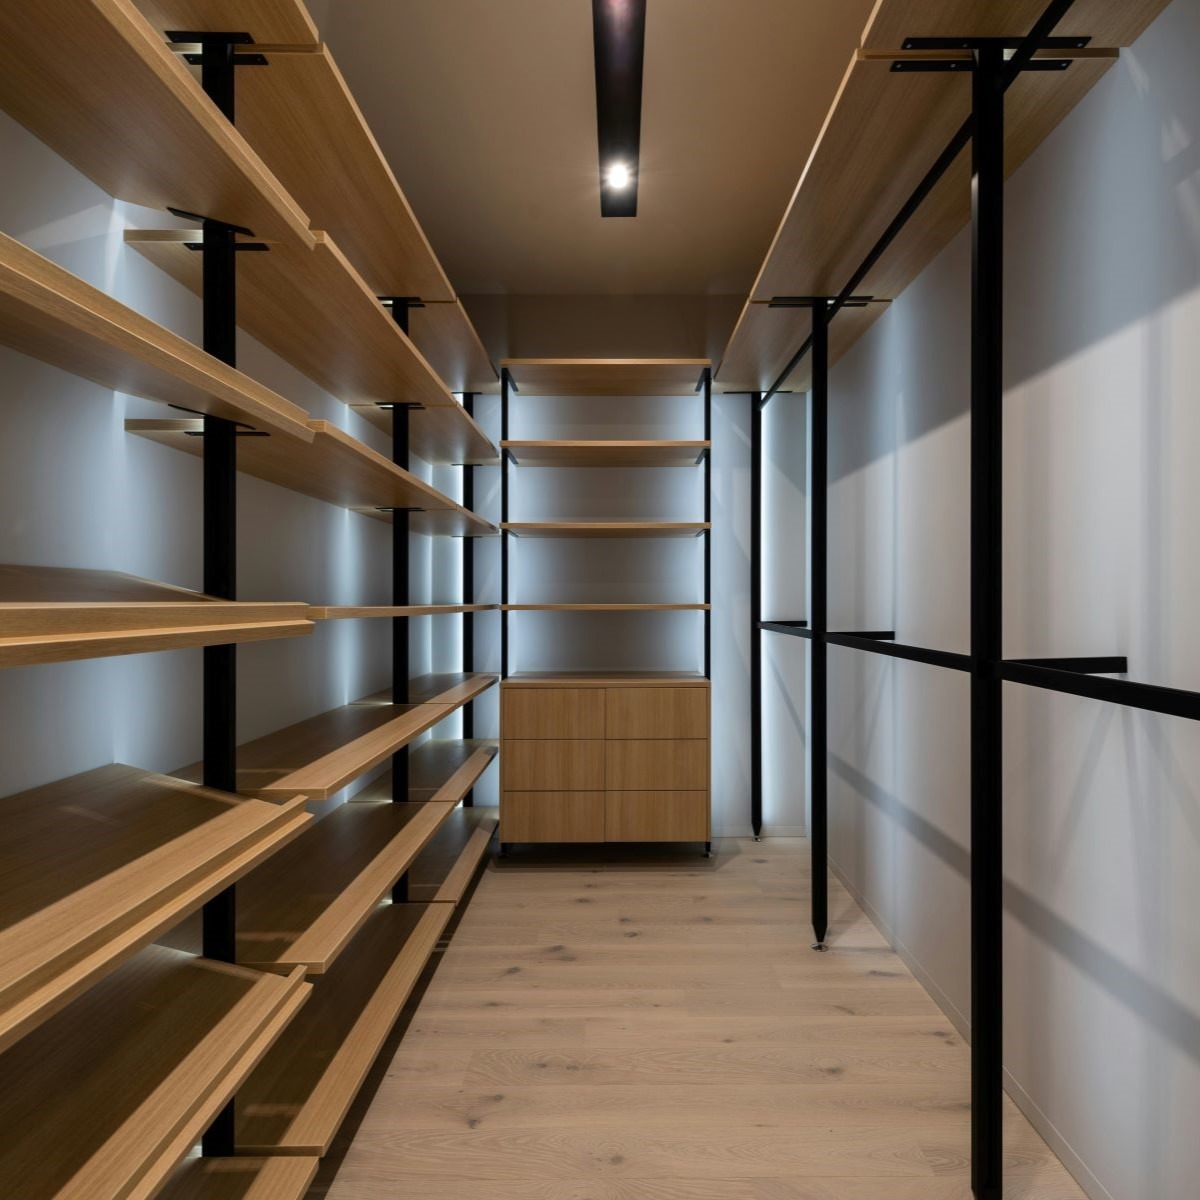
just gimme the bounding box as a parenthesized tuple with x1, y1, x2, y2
(500, 368, 511, 678)
(379, 296, 426, 336)
(461, 392, 477, 804)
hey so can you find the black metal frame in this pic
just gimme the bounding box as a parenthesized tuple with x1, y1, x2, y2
(702, 368, 712, 680)
(750, 3, 1200, 1196)
(500, 369, 511, 679)
(461, 392, 477, 805)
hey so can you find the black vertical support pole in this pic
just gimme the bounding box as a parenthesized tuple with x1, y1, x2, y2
(750, 391, 763, 839)
(501, 371, 510, 679)
(199, 35, 238, 1161)
(703, 370, 712, 680)
(810, 302, 829, 950)
(971, 45, 1005, 1200)
(390, 304, 411, 902)
(462, 392, 476, 806)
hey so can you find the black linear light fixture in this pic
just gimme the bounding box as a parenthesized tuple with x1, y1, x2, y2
(592, 0, 646, 217)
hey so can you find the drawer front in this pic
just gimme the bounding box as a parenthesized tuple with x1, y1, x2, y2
(501, 740, 604, 790)
(605, 687, 708, 740)
(605, 791, 709, 842)
(502, 688, 605, 739)
(606, 740, 708, 790)
(503, 792, 605, 842)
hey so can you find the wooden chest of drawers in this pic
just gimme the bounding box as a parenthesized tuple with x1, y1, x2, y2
(500, 674, 711, 848)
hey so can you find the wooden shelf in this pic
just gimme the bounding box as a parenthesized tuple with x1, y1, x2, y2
(504, 671, 711, 687)
(126, 418, 496, 536)
(503, 440, 710, 467)
(0, 763, 311, 1055)
(0, 945, 309, 1200)
(236, 902, 453, 1155)
(408, 807, 499, 905)
(503, 521, 710, 539)
(0, 565, 313, 669)
(404, 671, 498, 707)
(158, 1157, 319, 1200)
(137, 0, 320, 45)
(212, 742, 497, 974)
(351, 395, 500, 466)
(503, 358, 710, 396)
(310, 603, 496, 620)
(125, 229, 487, 436)
(504, 603, 709, 611)
(0, 231, 313, 438)
(716, 7, 1156, 389)
(0, 1, 313, 246)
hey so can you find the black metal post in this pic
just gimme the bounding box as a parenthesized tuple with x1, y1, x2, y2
(703, 370, 712, 680)
(197, 34, 239, 1162)
(462, 392, 476, 805)
(970, 44, 1006, 1200)
(501, 370, 510, 679)
(810, 303, 829, 951)
(751, 391, 762, 839)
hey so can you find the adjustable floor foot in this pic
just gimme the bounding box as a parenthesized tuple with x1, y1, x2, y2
(811, 942, 829, 953)
(704, 841, 713, 858)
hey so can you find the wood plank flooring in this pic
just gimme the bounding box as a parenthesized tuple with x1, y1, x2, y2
(319, 838, 1086, 1200)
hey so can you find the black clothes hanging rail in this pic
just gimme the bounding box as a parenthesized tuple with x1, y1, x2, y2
(750, 2, 1199, 1197)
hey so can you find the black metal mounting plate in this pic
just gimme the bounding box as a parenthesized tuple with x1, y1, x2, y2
(166, 207, 256, 237)
(183, 52, 268, 66)
(166, 30, 255, 43)
(182, 242, 270, 252)
(379, 296, 428, 311)
(768, 295, 875, 309)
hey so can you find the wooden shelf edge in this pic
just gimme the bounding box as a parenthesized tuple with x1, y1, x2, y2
(158, 1156, 319, 1200)
(502, 672, 711, 687)
(238, 904, 454, 1155)
(310, 603, 496, 620)
(503, 603, 709, 611)
(0, 785, 312, 1057)
(431, 818, 497, 906)
(502, 522, 710, 539)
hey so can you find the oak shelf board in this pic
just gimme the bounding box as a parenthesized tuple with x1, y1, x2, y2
(502, 358, 711, 396)
(358, 738, 499, 805)
(860, 0, 1172, 50)
(158, 1157, 319, 1200)
(503, 521, 710, 539)
(503, 671, 711, 688)
(376, 671, 498, 708)
(310, 603, 497, 620)
(178, 695, 454, 802)
(0, 0, 313, 247)
(0, 763, 311, 1055)
(226, 799, 462, 974)
(124, 229, 462, 416)
(138, 0, 320, 48)
(126, 418, 496, 537)
(0, 565, 313, 669)
(718, 42, 1120, 389)
(0, 945, 309, 1200)
(408, 806, 499, 905)
(0, 231, 313, 438)
(237, 902, 454, 1155)
(504, 603, 710, 612)
(503, 440, 710, 468)
(351, 393, 500, 466)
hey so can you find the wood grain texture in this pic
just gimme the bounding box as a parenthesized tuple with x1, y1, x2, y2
(861, 0, 1171, 49)
(501, 688, 606, 739)
(124, 230, 465, 416)
(503, 604, 709, 612)
(502, 359, 710, 397)
(606, 740, 709, 791)
(503, 441, 710, 468)
(323, 839, 1087, 1200)
(606, 687, 709, 740)
(605, 791, 710, 842)
(136, 0, 319, 44)
(158, 1157, 319, 1200)
(0, 230, 313, 437)
(0, 0, 313, 245)
(501, 741, 606, 791)
(0, 946, 309, 1200)
(311, 604, 497, 620)
(500, 793, 607, 843)
(408, 808, 500, 904)
(237, 903, 454, 1154)
(126, 418, 495, 536)
(503, 522, 709, 539)
(353, 397, 499, 467)
(0, 566, 312, 668)
(0, 764, 311, 1054)
(504, 673, 710, 689)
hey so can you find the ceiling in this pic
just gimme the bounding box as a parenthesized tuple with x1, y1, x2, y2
(316, 0, 875, 296)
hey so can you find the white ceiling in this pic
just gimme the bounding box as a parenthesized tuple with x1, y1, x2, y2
(318, 0, 875, 295)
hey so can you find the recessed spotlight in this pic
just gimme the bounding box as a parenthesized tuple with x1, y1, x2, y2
(605, 162, 632, 190)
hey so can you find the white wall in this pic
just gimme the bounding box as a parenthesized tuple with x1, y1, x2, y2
(0, 106, 488, 801)
(765, 2, 1200, 1196)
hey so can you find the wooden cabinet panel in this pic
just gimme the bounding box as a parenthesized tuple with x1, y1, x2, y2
(605, 792, 709, 842)
(501, 740, 604, 791)
(606, 740, 708, 790)
(501, 688, 604, 739)
(502, 793, 605, 842)
(605, 687, 708, 739)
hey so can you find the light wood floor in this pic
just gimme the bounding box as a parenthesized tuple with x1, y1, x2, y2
(321, 838, 1087, 1200)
